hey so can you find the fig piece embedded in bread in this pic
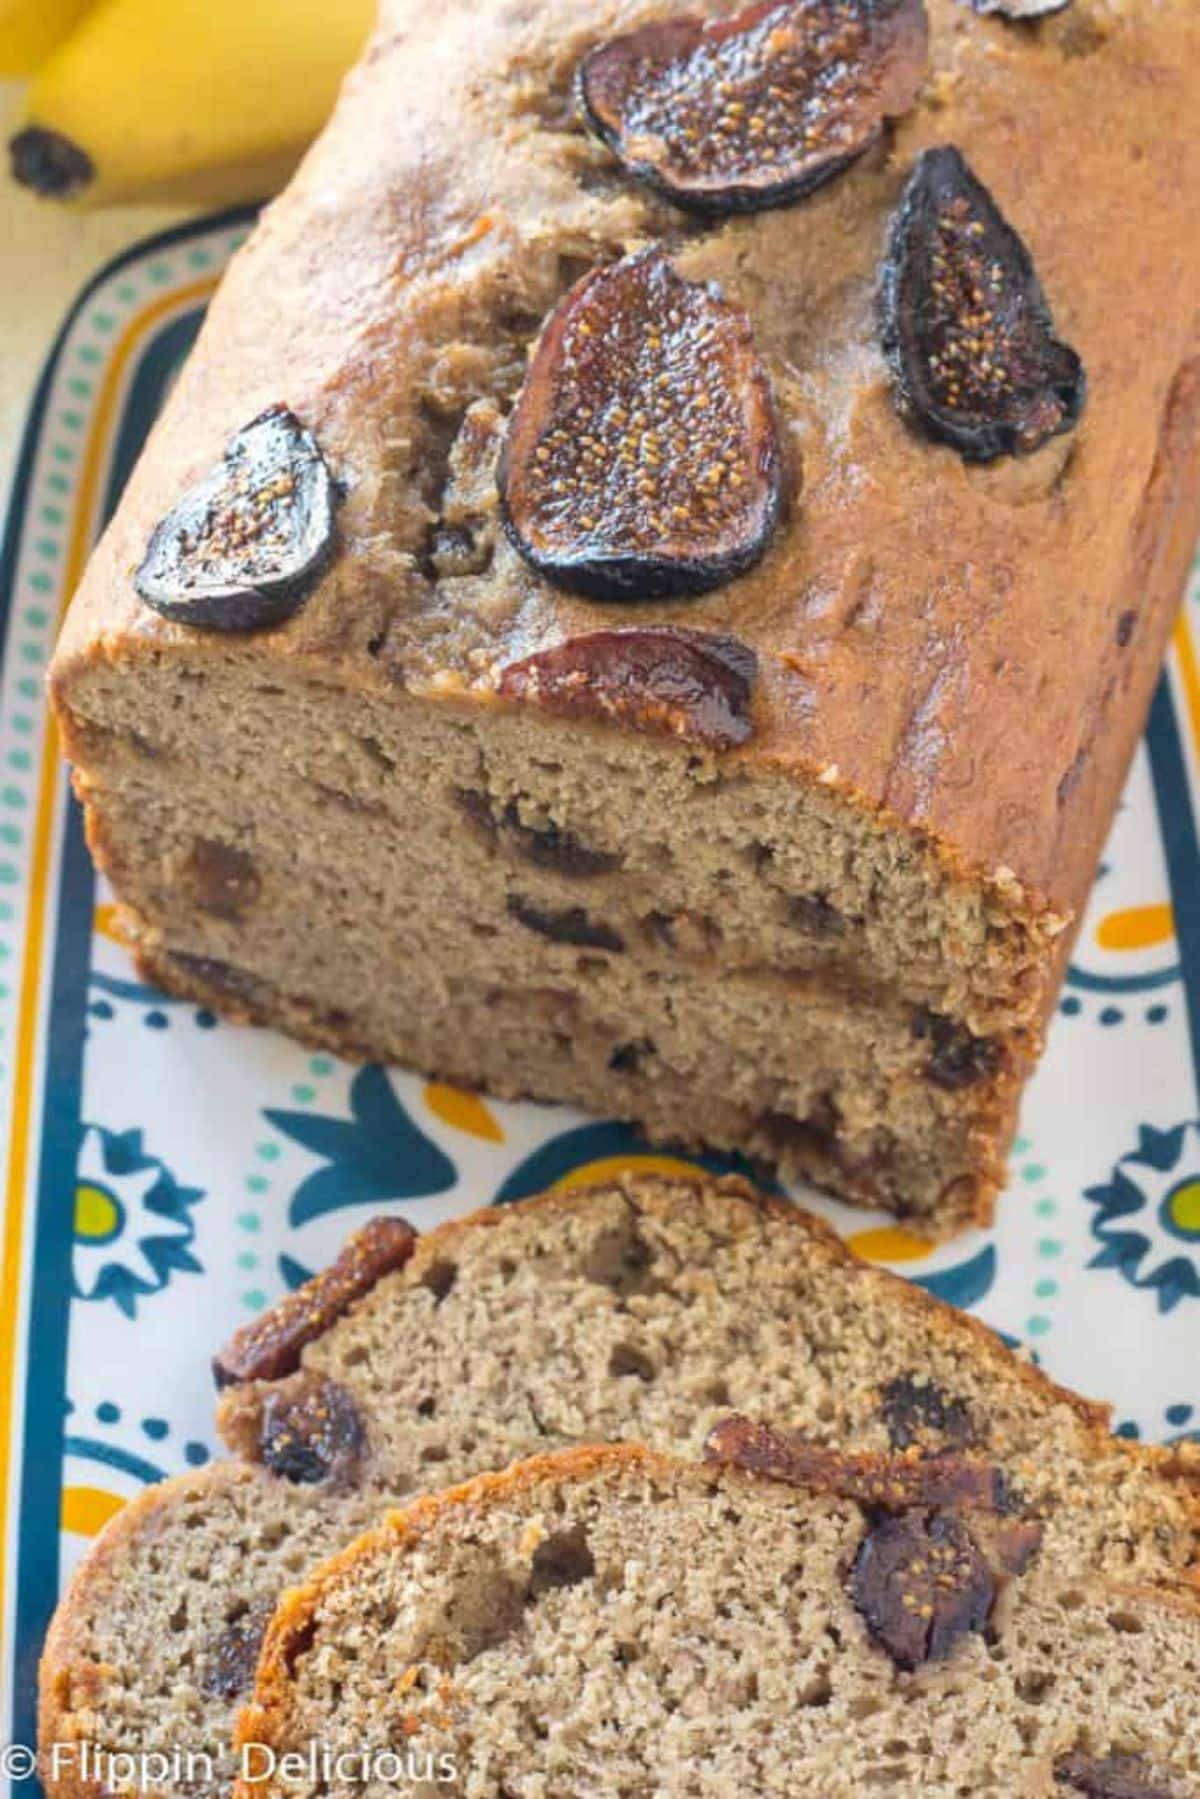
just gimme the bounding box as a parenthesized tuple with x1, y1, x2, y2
(850, 1507, 998, 1669)
(213, 1215, 416, 1387)
(134, 405, 338, 631)
(880, 146, 1086, 461)
(703, 1412, 1012, 1511)
(497, 626, 759, 750)
(1053, 1753, 1180, 1799)
(498, 248, 783, 601)
(578, 0, 929, 215)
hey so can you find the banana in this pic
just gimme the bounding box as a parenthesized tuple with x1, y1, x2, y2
(0, 0, 92, 76)
(9, 0, 375, 206)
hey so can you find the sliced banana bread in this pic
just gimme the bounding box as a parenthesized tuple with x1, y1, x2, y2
(239, 1442, 1200, 1798)
(39, 1176, 1200, 1797)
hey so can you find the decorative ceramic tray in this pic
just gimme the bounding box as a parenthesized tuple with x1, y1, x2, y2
(0, 209, 1196, 1793)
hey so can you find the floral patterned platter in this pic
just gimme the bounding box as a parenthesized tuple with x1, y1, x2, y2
(0, 210, 1197, 1794)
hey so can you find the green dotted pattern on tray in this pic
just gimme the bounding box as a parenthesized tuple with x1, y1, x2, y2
(236, 1050, 339, 1311)
(0, 223, 253, 1085)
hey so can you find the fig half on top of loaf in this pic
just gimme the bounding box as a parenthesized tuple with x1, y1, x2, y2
(239, 1444, 1200, 1799)
(38, 1177, 1200, 1799)
(47, 0, 1200, 1235)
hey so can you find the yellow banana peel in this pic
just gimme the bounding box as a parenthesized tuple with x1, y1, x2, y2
(0, 0, 92, 77)
(9, 0, 376, 206)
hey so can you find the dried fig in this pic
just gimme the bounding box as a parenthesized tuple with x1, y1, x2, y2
(881, 1373, 977, 1453)
(259, 1375, 364, 1485)
(498, 626, 758, 751)
(456, 791, 622, 877)
(880, 146, 1085, 460)
(135, 404, 337, 630)
(911, 1009, 1003, 1090)
(183, 839, 261, 922)
(705, 1415, 1008, 1511)
(499, 248, 782, 601)
(1055, 1753, 1175, 1798)
(499, 804, 621, 877)
(214, 1216, 416, 1387)
(508, 896, 625, 952)
(851, 1510, 995, 1669)
(201, 1601, 273, 1700)
(579, 0, 928, 215)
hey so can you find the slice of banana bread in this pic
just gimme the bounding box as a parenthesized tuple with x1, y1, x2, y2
(240, 1443, 1200, 1798)
(48, 0, 1200, 1233)
(38, 1176, 1200, 1798)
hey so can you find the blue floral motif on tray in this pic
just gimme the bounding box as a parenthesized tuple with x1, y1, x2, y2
(267, 1065, 456, 1226)
(1085, 1121, 1200, 1312)
(72, 1123, 205, 1317)
(911, 1245, 997, 1310)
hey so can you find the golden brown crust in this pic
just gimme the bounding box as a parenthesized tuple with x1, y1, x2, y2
(236, 1442, 677, 1776)
(38, 1465, 271, 1799)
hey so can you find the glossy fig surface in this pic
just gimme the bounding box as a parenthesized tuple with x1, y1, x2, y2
(880, 145, 1085, 461)
(498, 626, 758, 750)
(499, 248, 782, 602)
(579, 0, 928, 215)
(135, 404, 337, 631)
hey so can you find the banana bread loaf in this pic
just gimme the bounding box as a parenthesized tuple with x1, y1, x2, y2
(47, 0, 1200, 1231)
(38, 1176, 1200, 1798)
(239, 1443, 1200, 1797)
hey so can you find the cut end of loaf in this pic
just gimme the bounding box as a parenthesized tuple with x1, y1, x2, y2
(53, 638, 1044, 1233)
